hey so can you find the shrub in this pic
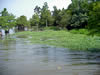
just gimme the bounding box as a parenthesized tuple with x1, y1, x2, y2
(44, 26, 60, 31)
(70, 29, 89, 34)
(70, 29, 79, 34)
(78, 29, 89, 34)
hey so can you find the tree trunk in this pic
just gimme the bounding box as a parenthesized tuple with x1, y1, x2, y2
(46, 19, 48, 27)
(37, 24, 39, 31)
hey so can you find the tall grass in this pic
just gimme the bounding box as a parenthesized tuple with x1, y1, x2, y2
(70, 29, 89, 35)
(15, 30, 100, 51)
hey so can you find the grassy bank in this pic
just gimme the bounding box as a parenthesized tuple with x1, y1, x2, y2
(14, 30, 100, 51)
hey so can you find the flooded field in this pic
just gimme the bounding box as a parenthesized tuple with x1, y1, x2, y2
(0, 36, 100, 75)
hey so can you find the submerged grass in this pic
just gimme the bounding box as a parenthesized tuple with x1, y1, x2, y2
(14, 30, 100, 51)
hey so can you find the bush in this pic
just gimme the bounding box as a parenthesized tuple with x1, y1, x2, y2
(70, 29, 79, 34)
(70, 29, 89, 34)
(78, 29, 89, 34)
(44, 26, 60, 31)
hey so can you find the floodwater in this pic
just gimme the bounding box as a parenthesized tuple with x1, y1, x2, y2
(0, 36, 100, 75)
(1, 28, 15, 36)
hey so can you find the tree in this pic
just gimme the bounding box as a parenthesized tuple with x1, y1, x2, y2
(1, 8, 9, 16)
(40, 2, 54, 27)
(0, 16, 6, 29)
(0, 8, 16, 30)
(16, 15, 29, 31)
(52, 6, 61, 26)
(88, 2, 100, 34)
(30, 14, 40, 31)
(34, 5, 41, 15)
(59, 9, 72, 29)
(30, 6, 41, 31)
(68, 0, 88, 29)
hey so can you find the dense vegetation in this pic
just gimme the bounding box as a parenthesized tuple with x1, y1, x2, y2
(0, 0, 100, 51)
(0, 0, 100, 34)
(15, 30, 100, 51)
(0, 8, 16, 30)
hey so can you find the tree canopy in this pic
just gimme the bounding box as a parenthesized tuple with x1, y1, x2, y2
(88, 1, 100, 34)
(0, 8, 16, 30)
(40, 2, 54, 27)
(16, 15, 29, 27)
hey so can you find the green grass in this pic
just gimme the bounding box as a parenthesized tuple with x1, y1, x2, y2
(14, 30, 100, 51)
(70, 29, 89, 35)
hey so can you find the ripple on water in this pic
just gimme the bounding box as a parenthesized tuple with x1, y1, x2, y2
(0, 38, 100, 75)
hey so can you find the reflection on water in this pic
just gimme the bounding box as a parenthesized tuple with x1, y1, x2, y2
(0, 37, 100, 75)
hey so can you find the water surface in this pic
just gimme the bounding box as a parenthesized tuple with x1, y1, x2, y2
(0, 37, 100, 75)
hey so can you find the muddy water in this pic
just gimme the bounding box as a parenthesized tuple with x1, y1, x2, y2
(0, 37, 100, 75)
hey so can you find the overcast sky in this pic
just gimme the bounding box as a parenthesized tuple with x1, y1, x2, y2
(0, 0, 72, 19)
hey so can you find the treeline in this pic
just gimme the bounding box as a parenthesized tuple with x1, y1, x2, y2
(0, 0, 100, 34)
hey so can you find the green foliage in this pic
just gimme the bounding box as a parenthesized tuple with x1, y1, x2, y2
(69, 0, 88, 28)
(44, 26, 60, 31)
(30, 6, 41, 31)
(52, 7, 71, 29)
(30, 14, 40, 26)
(70, 29, 79, 34)
(78, 29, 89, 34)
(40, 2, 54, 27)
(15, 30, 100, 51)
(34, 5, 41, 14)
(88, 2, 100, 34)
(0, 16, 6, 27)
(1, 8, 9, 16)
(30, 14, 40, 31)
(70, 29, 89, 34)
(59, 9, 72, 29)
(52, 6, 62, 26)
(16, 15, 29, 27)
(0, 8, 16, 30)
(0, 1, 100, 35)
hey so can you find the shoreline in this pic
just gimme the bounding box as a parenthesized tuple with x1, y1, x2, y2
(13, 30, 100, 52)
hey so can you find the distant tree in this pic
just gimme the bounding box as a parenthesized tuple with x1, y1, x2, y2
(30, 14, 40, 31)
(59, 9, 72, 29)
(52, 6, 61, 26)
(34, 5, 41, 15)
(40, 2, 54, 27)
(52, 7, 72, 29)
(0, 8, 16, 31)
(16, 15, 29, 31)
(1, 8, 9, 16)
(30, 6, 41, 31)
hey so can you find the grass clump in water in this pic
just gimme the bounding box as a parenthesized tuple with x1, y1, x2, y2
(15, 30, 100, 51)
